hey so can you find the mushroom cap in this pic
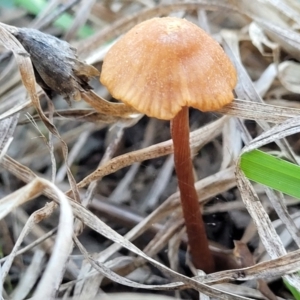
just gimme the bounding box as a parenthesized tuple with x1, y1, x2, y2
(100, 17, 237, 120)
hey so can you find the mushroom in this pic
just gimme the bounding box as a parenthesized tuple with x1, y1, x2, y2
(100, 17, 237, 273)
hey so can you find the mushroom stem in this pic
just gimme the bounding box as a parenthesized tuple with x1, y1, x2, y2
(171, 106, 215, 273)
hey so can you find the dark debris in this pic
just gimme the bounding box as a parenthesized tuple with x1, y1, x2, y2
(13, 28, 99, 102)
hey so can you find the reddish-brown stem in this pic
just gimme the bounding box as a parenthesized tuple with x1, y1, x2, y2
(171, 106, 215, 273)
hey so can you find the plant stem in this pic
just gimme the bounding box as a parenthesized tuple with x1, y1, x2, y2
(171, 106, 215, 273)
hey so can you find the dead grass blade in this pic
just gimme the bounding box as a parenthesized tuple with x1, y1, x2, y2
(265, 189, 300, 248)
(63, 0, 96, 41)
(18, 109, 131, 124)
(80, 91, 139, 118)
(0, 228, 56, 264)
(11, 249, 46, 300)
(83, 166, 235, 283)
(4, 1, 300, 297)
(0, 179, 44, 220)
(265, 0, 300, 25)
(15, 96, 300, 127)
(204, 247, 300, 284)
(236, 168, 300, 290)
(109, 118, 157, 203)
(0, 178, 73, 299)
(19, 96, 300, 124)
(74, 235, 186, 292)
(211, 284, 266, 300)
(235, 104, 300, 253)
(0, 99, 31, 121)
(221, 118, 242, 170)
(255, 18, 300, 60)
(69, 197, 250, 299)
(222, 29, 297, 163)
(219, 99, 300, 123)
(242, 117, 300, 154)
(74, 124, 125, 235)
(235, 172, 287, 259)
(0, 115, 19, 160)
(78, 1, 237, 58)
(70, 116, 228, 193)
(0, 23, 82, 202)
(97, 293, 178, 300)
(278, 61, 300, 93)
(1, 152, 241, 298)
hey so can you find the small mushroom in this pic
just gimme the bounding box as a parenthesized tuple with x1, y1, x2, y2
(100, 17, 237, 273)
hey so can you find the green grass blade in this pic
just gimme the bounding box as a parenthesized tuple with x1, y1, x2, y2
(240, 149, 300, 199)
(13, 0, 94, 38)
(0, 0, 15, 8)
(284, 279, 300, 300)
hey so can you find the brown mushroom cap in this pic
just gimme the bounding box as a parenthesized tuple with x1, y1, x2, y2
(100, 17, 237, 120)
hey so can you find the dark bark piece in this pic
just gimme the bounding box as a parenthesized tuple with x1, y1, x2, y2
(13, 28, 99, 101)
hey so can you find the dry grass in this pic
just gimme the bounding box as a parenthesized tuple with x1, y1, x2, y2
(1, 0, 300, 299)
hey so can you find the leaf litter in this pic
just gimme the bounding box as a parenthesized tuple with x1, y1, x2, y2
(1, 0, 300, 299)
